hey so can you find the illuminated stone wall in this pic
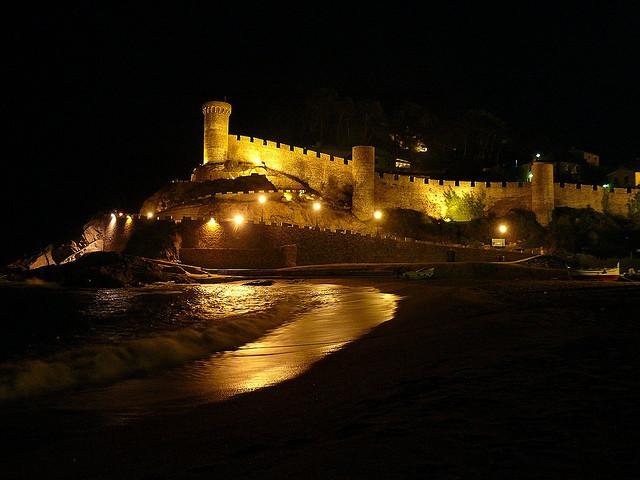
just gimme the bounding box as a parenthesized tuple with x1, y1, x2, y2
(202, 101, 232, 165)
(374, 174, 531, 219)
(102, 216, 136, 252)
(156, 190, 371, 234)
(191, 101, 638, 223)
(351, 146, 376, 220)
(180, 245, 296, 269)
(227, 135, 354, 202)
(554, 184, 633, 216)
(178, 220, 531, 266)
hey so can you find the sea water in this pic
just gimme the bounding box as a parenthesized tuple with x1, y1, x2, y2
(0, 280, 398, 418)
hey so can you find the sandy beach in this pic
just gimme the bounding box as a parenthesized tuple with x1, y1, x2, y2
(3, 278, 640, 479)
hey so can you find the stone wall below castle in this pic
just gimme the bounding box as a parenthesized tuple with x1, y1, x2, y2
(178, 220, 529, 267)
(103, 216, 530, 268)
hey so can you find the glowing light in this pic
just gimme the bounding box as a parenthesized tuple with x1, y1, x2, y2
(528, 172, 534, 181)
(234, 214, 245, 226)
(110, 213, 116, 219)
(126, 215, 132, 220)
(146, 211, 153, 219)
(498, 224, 508, 234)
(118, 212, 123, 217)
(373, 210, 383, 220)
(603, 184, 609, 189)
(258, 195, 267, 204)
(444, 217, 452, 223)
(535, 153, 541, 158)
(313, 202, 321, 211)
(208, 217, 217, 226)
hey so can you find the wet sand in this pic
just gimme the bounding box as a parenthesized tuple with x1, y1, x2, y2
(3, 279, 640, 479)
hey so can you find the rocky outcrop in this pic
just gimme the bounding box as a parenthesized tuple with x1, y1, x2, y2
(9, 252, 204, 288)
(9, 217, 106, 271)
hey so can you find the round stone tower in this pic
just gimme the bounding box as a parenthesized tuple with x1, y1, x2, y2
(202, 101, 232, 165)
(531, 161, 555, 226)
(351, 146, 376, 221)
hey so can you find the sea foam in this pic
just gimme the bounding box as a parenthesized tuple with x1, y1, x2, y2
(0, 301, 300, 401)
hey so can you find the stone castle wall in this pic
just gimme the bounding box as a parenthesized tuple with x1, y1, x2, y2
(224, 135, 637, 222)
(227, 135, 354, 200)
(155, 190, 372, 234)
(180, 245, 296, 269)
(554, 183, 633, 216)
(374, 174, 532, 218)
(179, 220, 529, 267)
(102, 215, 530, 268)
(194, 101, 638, 225)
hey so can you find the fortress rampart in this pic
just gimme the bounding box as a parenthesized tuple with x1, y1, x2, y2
(192, 101, 638, 225)
(102, 214, 531, 268)
(374, 174, 532, 218)
(225, 135, 354, 200)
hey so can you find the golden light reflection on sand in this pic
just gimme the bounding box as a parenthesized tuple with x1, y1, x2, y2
(55, 283, 398, 418)
(193, 285, 398, 399)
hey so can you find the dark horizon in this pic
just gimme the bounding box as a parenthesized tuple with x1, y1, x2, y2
(3, 3, 639, 262)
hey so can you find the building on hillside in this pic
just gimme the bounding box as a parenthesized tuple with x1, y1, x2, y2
(520, 148, 603, 184)
(607, 167, 640, 187)
(394, 159, 411, 169)
(569, 148, 600, 167)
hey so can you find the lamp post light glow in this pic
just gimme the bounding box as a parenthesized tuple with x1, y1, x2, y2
(373, 210, 383, 235)
(208, 217, 216, 227)
(498, 224, 508, 235)
(233, 214, 245, 226)
(258, 195, 266, 223)
(313, 201, 321, 228)
(146, 211, 154, 219)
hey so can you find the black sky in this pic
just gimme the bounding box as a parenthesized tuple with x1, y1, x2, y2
(2, 3, 639, 262)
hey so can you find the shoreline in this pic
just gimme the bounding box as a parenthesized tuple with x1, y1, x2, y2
(2, 278, 639, 478)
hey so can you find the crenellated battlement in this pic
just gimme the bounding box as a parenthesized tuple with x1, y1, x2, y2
(202, 103, 231, 115)
(193, 100, 638, 224)
(229, 134, 350, 166)
(225, 133, 355, 204)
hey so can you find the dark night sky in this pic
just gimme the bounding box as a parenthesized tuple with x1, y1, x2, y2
(2, 3, 639, 262)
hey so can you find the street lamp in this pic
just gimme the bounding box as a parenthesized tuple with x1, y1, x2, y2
(313, 201, 321, 228)
(234, 214, 244, 226)
(373, 210, 382, 235)
(498, 224, 508, 235)
(258, 194, 266, 223)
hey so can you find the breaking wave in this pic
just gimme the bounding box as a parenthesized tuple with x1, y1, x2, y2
(0, 302, 300, 401)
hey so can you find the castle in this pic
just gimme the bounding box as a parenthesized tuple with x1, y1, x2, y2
(146, 100, 637, 229)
